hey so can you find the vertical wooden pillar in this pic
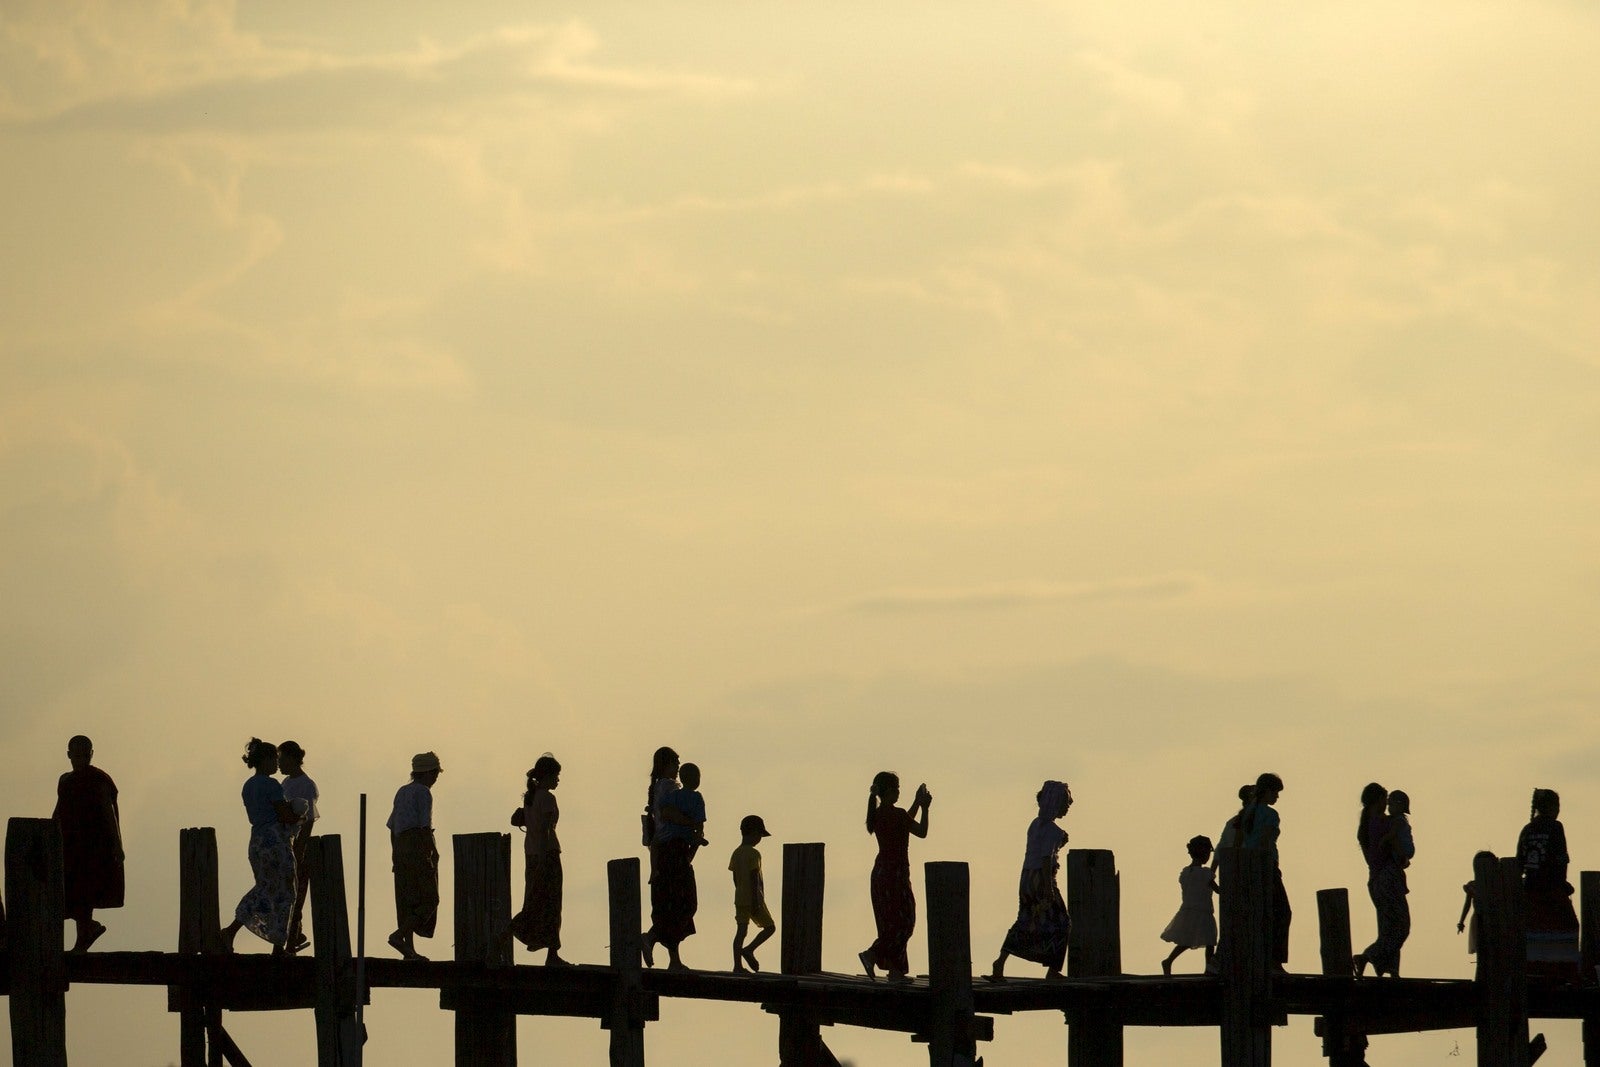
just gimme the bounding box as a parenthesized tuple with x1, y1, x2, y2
(309, 835, 364, 1066)
(1475, 853, 1529, 1067)
(453, 832, 516, 1066)
(925, 861, 980, 1067)
(1582, 872, 1599, 1066)
(606, 857, 646, 1067)
(1315, 889, 1365, 1066)
(6, 818, 68, 1067)
(1067, 848, 1122, 1067)
(1219, 847, 1271, 1067)
(779, 843, 835, 1066)
(177, 827, 222, 1067)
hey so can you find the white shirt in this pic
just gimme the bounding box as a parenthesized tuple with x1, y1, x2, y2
(387, 780, 433, 835)
(283, 773, 320, 822)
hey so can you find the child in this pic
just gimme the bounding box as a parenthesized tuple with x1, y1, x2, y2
(730, 815, 776, 972)
(1160, 835, 1219, 975)
(1457, 850, 1496, 956)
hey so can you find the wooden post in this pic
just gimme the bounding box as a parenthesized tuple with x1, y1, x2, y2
(6, 818, 68, 1067)
(1219, 847, 1271, 1067)
(779, 843, 837, 1067)
(178, 827, 222, 1067)
(925, 861, 980, 1067)
(309, 835, 363, 1066)
(1067, 848, 1122, 1067)
(1582, 872, 1599, 1066)
(606, 857, 646, 1067)
(1315, 889, 1365, 1066)
(452, 832, 516, 1066)
(1475, 853, 1529, 1067)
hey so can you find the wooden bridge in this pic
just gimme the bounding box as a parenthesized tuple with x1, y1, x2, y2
(4, 817, 1598, 1066)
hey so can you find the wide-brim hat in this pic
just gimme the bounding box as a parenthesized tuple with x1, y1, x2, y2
(412, 751, 443, 774)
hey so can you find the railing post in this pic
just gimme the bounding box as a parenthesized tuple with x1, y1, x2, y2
(452, 832, 516, 1066)
(607, 857, 647, 1067)
(1315, 888, 1365, 1066)
(926, 861, 981, 1067)
(778, 842, 834, 1066)
(176, 826, 221, 1067)
(309, 834, 363, 1065)
(1219, 847, 1271, 1067)
(6, 818, 68, 1067)
(1582, 871, 1599, 1066)
(1067, 848, 1122, 1067)
(1475, 853, 1529, 1067)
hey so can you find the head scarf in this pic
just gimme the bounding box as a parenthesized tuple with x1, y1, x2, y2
(1037, 780, 1069, 818)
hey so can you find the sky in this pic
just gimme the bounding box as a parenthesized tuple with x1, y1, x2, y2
(2, 1, 1599, 1063)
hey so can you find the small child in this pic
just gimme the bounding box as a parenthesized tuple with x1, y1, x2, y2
(1160, 835, 1219, 975)
(729, 814, 777, 972)
(1457, 850, 1496, 956)
(666, 763, 709, 854)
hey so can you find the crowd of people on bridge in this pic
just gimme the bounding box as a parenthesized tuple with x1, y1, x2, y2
(23, 737, 1587, 987)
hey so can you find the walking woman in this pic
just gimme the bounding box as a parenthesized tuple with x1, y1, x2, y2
(1518, 788, 1580, 977)
(1354, 787, 1414, 977)
(858, 771, 931, 982)
(221, 739, 301, 953)
(987, 780, 1071, 981)
(510, 754, 567, 964)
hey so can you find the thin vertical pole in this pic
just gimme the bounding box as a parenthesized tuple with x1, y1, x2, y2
(6, 818, 68, 1067)
(356, 794, 368, 1042)
(1067, 848, 1123, 1067)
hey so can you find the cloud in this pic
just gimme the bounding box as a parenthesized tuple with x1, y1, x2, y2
(835, 574, 1203, 615)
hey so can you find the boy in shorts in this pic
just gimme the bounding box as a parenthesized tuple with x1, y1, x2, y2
(730, 815, 776, 972)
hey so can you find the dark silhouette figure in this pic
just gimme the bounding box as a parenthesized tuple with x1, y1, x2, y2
(1351, 782, 1387, 974)
(987, 780, 1072, 981)
(510, 753, 567, 965)
(1239, 772, 1290, 970)
(1457, 850, 1496, 956)
(53, 735, 124, 953)
(1354, 788, 1414, 977)
(858, 771, 931, 983)
(277, 740, 318, 955)
(641, 745, 680, 966)
(644, 761, 705, 970)
(221, 739, 300, 954)
(1161, 835, 1219, 974)
(1518, 788, 1580, 977)
(1211, 783, 1256, 881)
(386, 751, 443, 961)
(730, 814, 775, 972)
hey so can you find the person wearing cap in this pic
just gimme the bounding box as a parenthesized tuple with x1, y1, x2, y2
(277, 740, 319, 955)
(386, 751, 442, 961)
(729, 815, 775, 972)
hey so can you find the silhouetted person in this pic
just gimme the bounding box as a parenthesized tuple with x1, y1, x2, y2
(277, 740, 318, 955)
(52, 735, 124, 953)
(1208, 783, 1255, 975)
(641, 745, 679, 958)
(1239, 771, 1290, 970)
(644, 761, 705, 970)
(1457, 850, 1496, 956)
(386, 752, 442, 961)
(1352, 782, 1387, 975)
(510, 753, 567, 965)
(987, 780, 1071, 981)
(1161, 835, 1219, 975)
(1517, 787, 1579, 977)
(729, 814, 775, 972)
(221, 738, 300, 954)
(1355, 788, 1413, 977)
(858, 771, 931, 983)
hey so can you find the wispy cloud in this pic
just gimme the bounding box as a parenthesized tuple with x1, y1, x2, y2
(834, 573, 1203, 615)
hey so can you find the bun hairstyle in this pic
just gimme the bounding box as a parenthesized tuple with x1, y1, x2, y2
(241, 737, 277, 769)
(1357, 782, 1387, 849)
(866, 771, 899, 833)
(1531, 788, 1560, 819)
(525, 753, 561, 804)
(646, 746, 680, 815)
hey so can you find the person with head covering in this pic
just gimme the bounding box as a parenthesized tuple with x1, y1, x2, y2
(858, 771, 932, 983)
(1353, 788, 1414, 977)
(987, 780, 1072, 981)
(220, 738, 301, 953)
(386, 751, 442, 961)
(277, 740, 319, 955)
(53, 735, 125, 952)
(509, 753, 567, 965)
(1517, 787, 1580, 977)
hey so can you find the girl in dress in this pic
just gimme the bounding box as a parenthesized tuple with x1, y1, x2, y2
(510, 753, 567, 965)
(987, 780, 1072, 981)
(1160, 835, 1219, 974)
(858, 771, 931, 983)
(1456, 850, 1496, 956)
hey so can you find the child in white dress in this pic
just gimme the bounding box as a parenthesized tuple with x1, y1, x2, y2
(1161, 835, 1219, 975)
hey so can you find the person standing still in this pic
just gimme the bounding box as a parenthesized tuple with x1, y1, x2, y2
(1240, 772, 1290, 971)
(278, 740, 318, 955)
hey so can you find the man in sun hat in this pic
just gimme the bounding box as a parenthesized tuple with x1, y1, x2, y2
(386, 751, 442, 960)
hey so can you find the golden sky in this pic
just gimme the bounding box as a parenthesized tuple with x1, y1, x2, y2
(3, 2, 1599, 1063)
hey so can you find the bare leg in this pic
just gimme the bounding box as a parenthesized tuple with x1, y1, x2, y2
(743, 925, 774, 971)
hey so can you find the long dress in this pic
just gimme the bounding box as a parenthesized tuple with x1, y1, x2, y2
(53, 765, 125, 921)
(510, 790, 563, 952)
(1000, 811, 1070, 971)
(649, 786, 703, 948)
(865, 806, 917, 973)
(1161, 866, 1217, 950)
(234, 775, 296, 946)
(1518, 815, 1580, 975)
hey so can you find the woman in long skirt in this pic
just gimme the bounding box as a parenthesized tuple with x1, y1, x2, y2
(510, 753, 567, 964)
(858, 771, 931, 983)
(222, 739, 300, 953)
(988, 780, 1072, 980)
